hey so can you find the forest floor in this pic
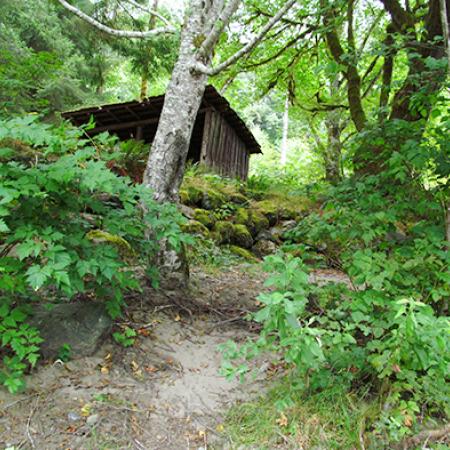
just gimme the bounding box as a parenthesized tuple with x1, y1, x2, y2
(0, 264, 349, 450)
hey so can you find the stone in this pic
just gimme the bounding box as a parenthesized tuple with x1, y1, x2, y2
(214, 221, 253, 249)
(193, 208, 215, 229)
(252, 239, 277, 258)
(269, 220, 297, 242)
(252, 200, 279, 226)
(86, 414, 100, 426)
(234, 208, 269, 237)
(256, 229, 280, 243)
(201, 189, 226, 210)
(227, 245, 258, 262)
(232, 224, 253, 249)
(228, 192, 248, 205)
(179, 204, 195, 219)
(29, 301, 112, 360)
(181, 219, 210, 236)
(180, 185, 203, 206)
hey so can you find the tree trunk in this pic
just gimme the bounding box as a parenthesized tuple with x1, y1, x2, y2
(324, 110, 342, 183)
(142, 12, 208, 203)
(280, 93, 289, 166)
(141, 3, 209, 288)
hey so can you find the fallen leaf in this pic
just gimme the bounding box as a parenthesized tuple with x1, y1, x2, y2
(131, 360, 139, 372)
(216, 424, 224, 432)
(276, 412, 288, 427)
(145, 366, 159, 373)
(100, 366, 109, 375)
(404, 415, 413, 427)
(174, 314, 181, 322)
(80, 404, 91, 417)
(137, 328, 151, 336)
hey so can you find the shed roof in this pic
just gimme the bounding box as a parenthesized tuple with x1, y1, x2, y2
(62, 85, 261, 154)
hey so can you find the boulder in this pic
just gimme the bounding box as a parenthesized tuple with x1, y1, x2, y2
(29, 302, 112, 360)
(227, 245, 258, 262)
(214, 221, 253, 249)
(193, 208, 216, 229)
(180, 185, 203, 206)
(233, 224, 254, 249)
(252, 200, 279, 226)
(182, 220, 210, 236)
(201, 189, 226, 210)
(179, 204, 196, 219)
(228, 192, 248, 205)
(252, 239, 277, 258)
(269, 220, 298, 241)
(234, 208, 270, 237)
(255, 229, 281, 244)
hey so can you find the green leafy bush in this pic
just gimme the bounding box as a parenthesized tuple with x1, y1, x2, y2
(0, 116, 188, 392)
(223, 164, 449, 443)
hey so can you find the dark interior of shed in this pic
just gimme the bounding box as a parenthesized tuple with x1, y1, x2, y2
(111, 111, 205, 165)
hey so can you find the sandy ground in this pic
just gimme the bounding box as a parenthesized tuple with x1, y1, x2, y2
(0, 265, 269, 450)
(0, 265, 351, 450)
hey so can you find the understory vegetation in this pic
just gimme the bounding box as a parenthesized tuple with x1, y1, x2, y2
(1, 0, 449, 448)
(0, 117, 188, 392)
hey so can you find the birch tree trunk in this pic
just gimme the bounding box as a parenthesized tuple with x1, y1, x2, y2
(280, 94, 289, 166)
(142, 10, 209, 202)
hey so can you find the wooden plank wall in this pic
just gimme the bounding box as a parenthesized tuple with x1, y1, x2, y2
(200, 108, 249, 179)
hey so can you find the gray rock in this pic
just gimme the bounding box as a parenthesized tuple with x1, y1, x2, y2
(29, 301, 112, 360)
(269, 220, 297, 241)
(255, 229, 280, 243)
(67, 411, 81, 422)
(179, 204, 196, 219)
(252, 239, 277, 258)
(86, 414, 100, 426)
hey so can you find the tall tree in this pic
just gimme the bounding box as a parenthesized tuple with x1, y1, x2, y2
(57, 0, 297, 202)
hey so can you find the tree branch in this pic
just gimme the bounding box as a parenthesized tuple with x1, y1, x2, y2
(122, 0, 173, 27)
(380, 0, 415, 30)
(194, 0, 297, 76)
(200, 0, 240, 57)
(56, 0, 175, 38)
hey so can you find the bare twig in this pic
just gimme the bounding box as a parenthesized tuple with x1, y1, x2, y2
(56, 0, 175, 37)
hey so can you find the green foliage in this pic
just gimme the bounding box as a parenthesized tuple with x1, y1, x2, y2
(0, 116, 188, 392)
(113, 326, 137, 347)
(57, 343, 72, 362)
(223, 132, 449, 441)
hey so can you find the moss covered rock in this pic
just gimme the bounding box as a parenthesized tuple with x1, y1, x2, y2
(229, 192, 248, 205)
(180, 186, 203, 206)
(227, 245, 258, 262)
(233, 224, 253, 249)
(193, 208, 215, 229)
(234, 208, 270, 237)
(181, 220, 209, 237)
(214, 221, 253, 249)
(252, 239, 277, 258)
(201, 189, 227, 210)
(253, 200, 279, 226)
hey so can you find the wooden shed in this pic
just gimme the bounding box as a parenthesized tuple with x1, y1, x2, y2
(62, 85, 261, 180)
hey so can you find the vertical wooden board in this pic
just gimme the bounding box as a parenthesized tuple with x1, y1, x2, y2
(207, 110, 219, 167)
(200, 109, 212, 164)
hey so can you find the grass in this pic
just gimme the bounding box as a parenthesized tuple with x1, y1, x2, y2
(223, 378, 373, 449)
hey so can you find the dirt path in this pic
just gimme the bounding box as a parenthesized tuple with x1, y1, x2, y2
(0, 265, 269, 450)
(0, 265, 350, 450)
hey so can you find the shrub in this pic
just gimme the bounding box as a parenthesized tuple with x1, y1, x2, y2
(0, 116, 189, 392)
(222, 172, 449, 443)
